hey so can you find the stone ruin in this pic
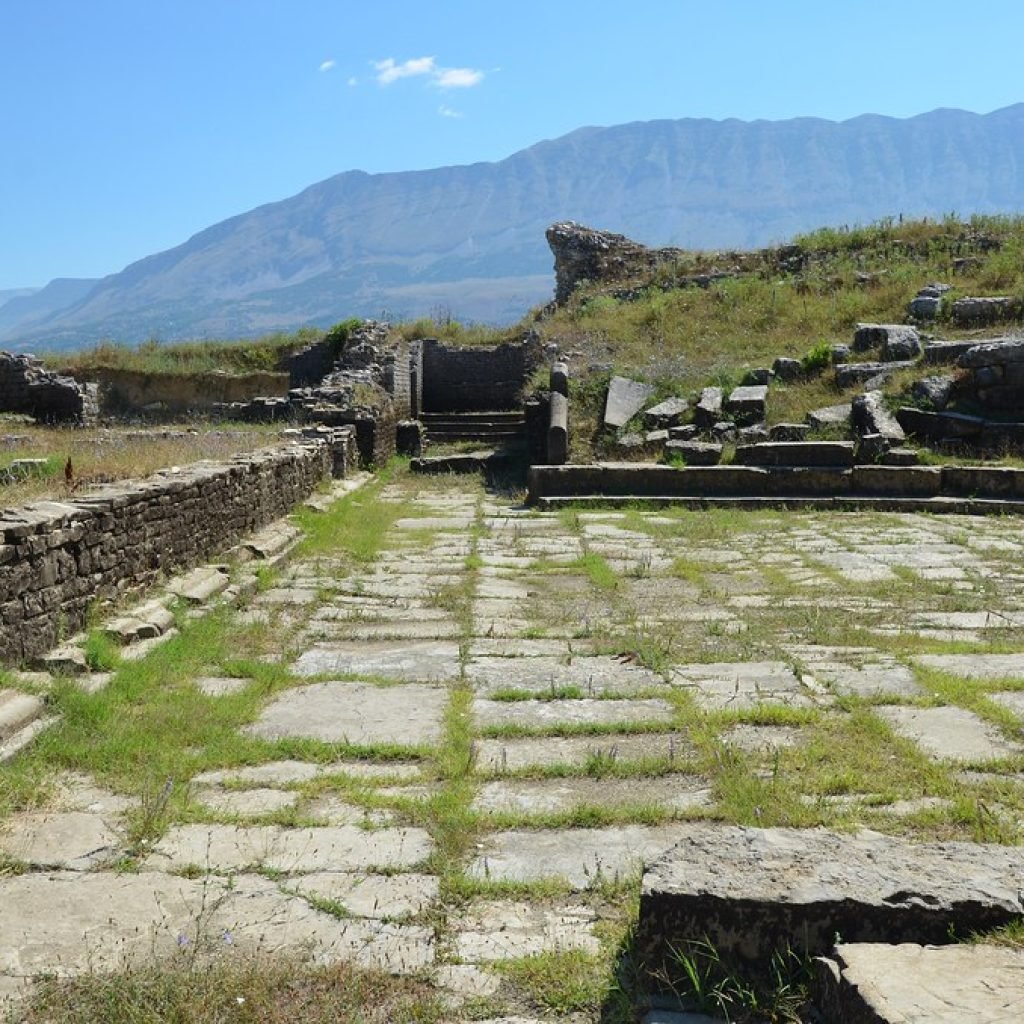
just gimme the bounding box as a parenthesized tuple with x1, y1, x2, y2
(0, 352, 97, 425)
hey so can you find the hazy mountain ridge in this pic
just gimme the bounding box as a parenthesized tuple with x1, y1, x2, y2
(8, 104, 1024, 349)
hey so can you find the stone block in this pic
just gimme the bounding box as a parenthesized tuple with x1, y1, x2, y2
(735, 441, 855, 468)
(958, 336, 1024, 368)
(942, 465, 1024, 499)
(851, 465, 943, 497)
(638, 824, 1024, 968)
(851, 390, 905, 443)
(693, 386, 723, 429)
(663, 440, 721, 466)
(643, 397, 690, 429)
(768, 423, 810, 441)
(724, 385, 768, 426)
(807, 403, 851, 430)
(547, 392, 568, 465)
(771, 357, 803, 382)
(853, 323, 919, 354)
(896, 407, 985, 442)
(835, 360, 915, 389)
(604, 376, 654, 429)
(952, 295, 1019, 326)
(923, 340, 976, 364)
(910, 375, 955, 410)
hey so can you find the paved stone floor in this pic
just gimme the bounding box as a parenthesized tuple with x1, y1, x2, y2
(6, 475, 1024, 1020)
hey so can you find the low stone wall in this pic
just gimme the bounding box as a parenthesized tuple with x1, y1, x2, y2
(527, 462, 1024, 506)
(65, 367, 290, 416)
(0, 427, 356, 666)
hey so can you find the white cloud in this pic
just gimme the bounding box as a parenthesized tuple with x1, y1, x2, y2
(319, 58, 335, 73)
(347, 76, 358, 87)
(438, 104, 464, 119)
(372, 56, 485, 90)
(435, 67, 483, 89)
(374, 56, 436, 85)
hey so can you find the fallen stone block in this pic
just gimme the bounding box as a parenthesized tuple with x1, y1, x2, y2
(853, 323, 919, 355)
(772, 357, 803, 382)
(643, 397, 690, 429)
(693, 387, 723, 429)
(166, 566, 231, 605)
(768, 423, 810, 442)
(952, 295, 1020, 327)
(910, 374, 955, 410)
(807, 403, 851, 430)
(851, 390, 905, 444)
(835, 360, 915, 389)
(604, 376, 655, 429)
(958, 336, 1024, 368)
(896, 407, 985, 442)
(638, 824, 1024, 970)
(724, 385, 768, 426)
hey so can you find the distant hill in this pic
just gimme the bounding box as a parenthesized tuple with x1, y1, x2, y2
(0, 279, 99, 343)
(0, 287, 38, 310)
(7, 104, 1024, 349)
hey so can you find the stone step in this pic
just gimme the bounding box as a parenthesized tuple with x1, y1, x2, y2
(425, 428, 525, 443)
(734, 441, 855, 468)
(0, 690, 44, 743)
(165, 566, 231, 605)
(0, 689, 54, 764)
(420, 411, 525, 425)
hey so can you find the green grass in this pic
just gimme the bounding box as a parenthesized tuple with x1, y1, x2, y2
(15, 956, 447, 1024)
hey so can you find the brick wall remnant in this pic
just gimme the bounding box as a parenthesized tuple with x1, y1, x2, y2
(0, 427, 355, 666)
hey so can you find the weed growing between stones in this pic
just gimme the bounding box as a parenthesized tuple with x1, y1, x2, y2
(15, 956, 448, 1024)
(652, 936, 815, 1023)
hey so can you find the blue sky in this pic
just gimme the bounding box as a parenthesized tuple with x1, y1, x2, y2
(2, 0, 1023, 290)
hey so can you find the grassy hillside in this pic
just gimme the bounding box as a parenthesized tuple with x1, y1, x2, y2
(532, 214, 1024, 456)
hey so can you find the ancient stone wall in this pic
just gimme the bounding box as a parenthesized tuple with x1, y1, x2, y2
(65, 367, 290, 417)
(0, 352, 96, 424)
(545, 222, 685, 305)
(0, 428, 355, 665)
(287, 338, 336, 387)
(420, 336, 542, 412)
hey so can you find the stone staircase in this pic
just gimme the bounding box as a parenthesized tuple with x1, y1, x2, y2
(420, 410, 525, 448)
(0, 688, 53, 764)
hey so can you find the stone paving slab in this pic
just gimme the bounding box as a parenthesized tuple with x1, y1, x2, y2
(468, 825, 691, 888)
(193, 787, 300, 817)
(720, 724, 803, 753)
(193, 760, 323, 786)
(468, 639, 596, 658)
(472, 776, 712, 816)
(467, 655, 667, 697)
(474, 732, 696, 772)
(670, 661, 824, 710)
(291, 640, 461, 681)
(246, 681, 448, 747)
(785, 644, 922, 698)
(146, 824, 433, 873)
(473, 697, 676, 731)
(875, 705, 1023, 762)
(0, 811, 123, 870)
(452, 900, 601, 961)
(303, 795, 396, 827)
(820, 941, 1024, 1023)
(0, 871, 434, 976)
(914, 652, 1024, 680)
(288, 872, 439, 919)
(639, 823, 1024, 968)
(195, 675, 250, 696)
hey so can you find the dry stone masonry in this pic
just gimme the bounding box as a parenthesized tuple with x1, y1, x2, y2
(0, 427, 356, 664)
(0, 352, 97, 424)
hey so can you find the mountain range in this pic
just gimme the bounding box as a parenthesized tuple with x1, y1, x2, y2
(5, 104, 1024, 350)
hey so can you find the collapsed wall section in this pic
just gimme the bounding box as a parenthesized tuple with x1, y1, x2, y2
(0, 427, 356, 665)
(0, 352, 97, 424)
